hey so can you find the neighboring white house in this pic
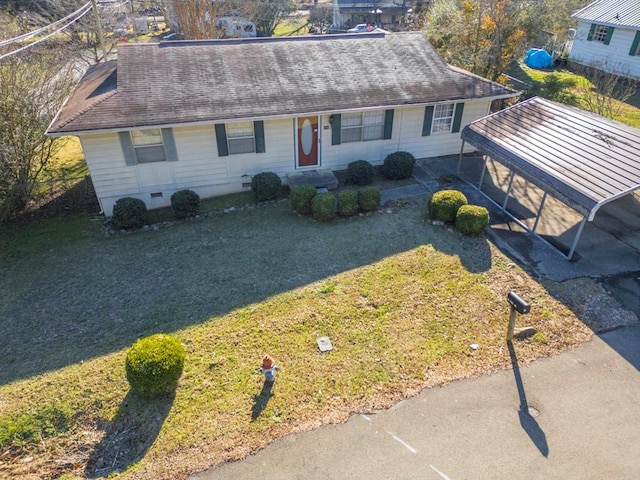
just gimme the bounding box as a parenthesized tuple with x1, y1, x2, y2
(333, 0, 413, 29)
(46, 32, 517, 216)
(568, 0, 640, 79)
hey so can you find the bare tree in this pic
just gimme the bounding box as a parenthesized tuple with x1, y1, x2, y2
(0, 52, 75, 221)
(162, 0, 236, 39)
(575, 65, 638, 120)
(249, 0, 296, 37)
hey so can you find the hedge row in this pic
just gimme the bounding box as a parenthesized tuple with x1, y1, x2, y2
(291, 185, 380, 221)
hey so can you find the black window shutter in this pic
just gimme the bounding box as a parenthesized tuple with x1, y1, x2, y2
(587, 23, 596, 41)
(118, 131, 137, 165)
(604, 27, 614, 45)
(161, 128, 179, 161)
(383, 109, 394, 139)
(331, 114, 342, 145)
(214, 124, 229, 157)
(422, 106, 434, 136)
(452, 103, 465, 133)
(254, 120, 265, 153)
(630, 31, 640, 56)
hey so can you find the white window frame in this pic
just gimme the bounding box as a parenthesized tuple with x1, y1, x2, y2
(227, 121, 255, 155)
(593, 25, 609, 43)
(130, 129, 166, 163)
(431, 103, 455, 134)
(341, 110, 385, 143)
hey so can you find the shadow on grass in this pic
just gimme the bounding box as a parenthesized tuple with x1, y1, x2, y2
(84, 390, 175, 478)
(2, 182, 489, 385)
(251, 380, 275, 421)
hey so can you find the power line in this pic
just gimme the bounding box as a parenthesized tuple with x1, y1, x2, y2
(0, 1, 92, 48)
(0, 4, 93, 60)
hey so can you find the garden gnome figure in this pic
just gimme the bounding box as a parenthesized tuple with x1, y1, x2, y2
(259, 355, 279, 382)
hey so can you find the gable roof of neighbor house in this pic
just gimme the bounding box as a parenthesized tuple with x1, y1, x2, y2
(572, 0, 640, 29)
(47, 32, 516, 136)
(462, 96, 640, 221)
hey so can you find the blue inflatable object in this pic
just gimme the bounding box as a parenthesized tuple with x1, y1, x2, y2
(524, 48, 553, 69)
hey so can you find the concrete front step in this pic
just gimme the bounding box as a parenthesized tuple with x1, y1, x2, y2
(287, 169, 339, 190)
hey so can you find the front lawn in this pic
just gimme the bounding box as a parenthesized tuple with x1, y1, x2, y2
(0, 195, 593, 479)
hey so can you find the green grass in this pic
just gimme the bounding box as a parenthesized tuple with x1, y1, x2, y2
(0, 197, 592, 479)
(504, 61, 640, 127)
(274, 15, 310, 37)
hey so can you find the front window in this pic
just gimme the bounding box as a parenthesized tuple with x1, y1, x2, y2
(593, 25, 609, 42)
(227, 121, 255, 154)
(131, 129, 166, 163)
(341, 111, 385, 143)
(432, 104, 455, 134)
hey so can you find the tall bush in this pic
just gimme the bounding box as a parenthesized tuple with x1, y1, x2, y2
(171, 189, 200, 219)
(455, 204, 489, 236)
(359, 186, 380, 212)
(290, 184, 317, 214)
(125, 334, 185, 398)
(428, 190, 468, 222)
(312, 192, 336, 222)
(338, 189, 359, 217)
(382, 151, 416, 180)
(111, 197, 149, 229)
(251, 172, 282, 201)
(347, 160, 375, 186)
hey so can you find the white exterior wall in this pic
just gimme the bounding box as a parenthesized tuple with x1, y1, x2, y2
(568, 21, 640, 79)
(321, 100, 487, 170)
(80, 101, 490, 216)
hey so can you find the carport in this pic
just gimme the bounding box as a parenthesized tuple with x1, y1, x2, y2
(458, 96, 640, 260)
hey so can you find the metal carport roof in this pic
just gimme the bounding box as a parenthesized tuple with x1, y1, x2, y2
(459, 96, 640, 259)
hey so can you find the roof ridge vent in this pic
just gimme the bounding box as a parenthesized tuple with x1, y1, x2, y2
(159, 32, 386, 48)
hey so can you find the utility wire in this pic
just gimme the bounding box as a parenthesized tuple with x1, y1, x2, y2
(0, 1, 92, 48)
(0, 5, 93, 61)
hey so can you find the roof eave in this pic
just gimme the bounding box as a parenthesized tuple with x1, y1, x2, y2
(47, 92, 520, 137)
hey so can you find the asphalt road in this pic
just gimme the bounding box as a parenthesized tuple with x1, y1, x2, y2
(191, 324, 640, 480)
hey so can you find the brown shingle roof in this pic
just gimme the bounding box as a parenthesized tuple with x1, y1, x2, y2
(47, 32, 516, 135)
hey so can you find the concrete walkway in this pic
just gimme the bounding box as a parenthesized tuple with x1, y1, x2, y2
(191, 325, 640, 480)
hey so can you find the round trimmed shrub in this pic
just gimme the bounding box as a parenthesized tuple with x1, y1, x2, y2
(111, 197, 149, 229)
(251, 171, 282, 201)
(455, 204, 489, 236)
(312, 192, 336, 222)
(338, 189, 359, 217)
(290, 184, 317, 214)
(382, 151, 416, 180)
(347, 160, 375, 186)
(125, 334, 185, 398)
(359, 186, 380, 212)
(170, 189, 200, 219)
(428, 190, 468, 222)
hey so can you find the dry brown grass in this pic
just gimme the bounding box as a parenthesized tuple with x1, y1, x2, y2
(0, 195, 598, 480)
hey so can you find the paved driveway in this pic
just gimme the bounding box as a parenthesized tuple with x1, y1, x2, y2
(191, 325, 640, 480)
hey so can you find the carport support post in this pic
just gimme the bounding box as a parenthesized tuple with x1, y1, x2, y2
(457, 141, 465, 176)
(503, 171, 515, 210)
(567, 216, 587, 260)
(532, 192, 548, 233)
(478, 155, 488, 190)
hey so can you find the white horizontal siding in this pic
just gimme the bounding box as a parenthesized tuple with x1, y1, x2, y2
(569, 21, 640, 78)
(80, 101, 491, 215)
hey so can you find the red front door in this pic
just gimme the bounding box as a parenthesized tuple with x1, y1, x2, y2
(297, 116, 319, 167)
